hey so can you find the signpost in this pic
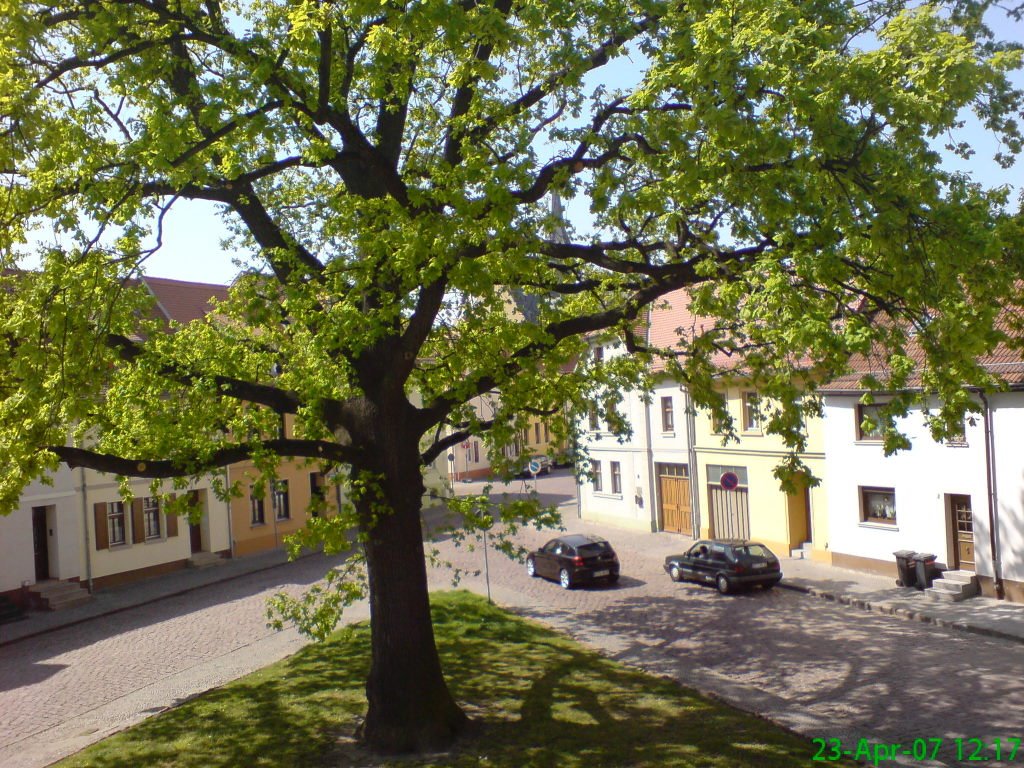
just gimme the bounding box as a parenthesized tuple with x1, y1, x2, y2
(720, 471, 739, 491)
(528, 458, 542, 476)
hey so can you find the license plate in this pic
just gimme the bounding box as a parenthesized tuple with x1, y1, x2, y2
(752, 563, 767, 569)
(594, 570, 609, 577)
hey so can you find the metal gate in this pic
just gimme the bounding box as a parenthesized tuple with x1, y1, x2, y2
(708, 486, 750, 540)
(658, 473, 692, 535)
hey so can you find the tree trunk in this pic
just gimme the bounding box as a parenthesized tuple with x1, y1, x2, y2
(355, 428, 468, 753)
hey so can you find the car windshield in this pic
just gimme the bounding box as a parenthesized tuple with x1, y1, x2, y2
(577, 542, 610, 555)
(735, 544, 772, 559)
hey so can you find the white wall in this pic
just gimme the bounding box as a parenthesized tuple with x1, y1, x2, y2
(0, 506, 35, 592)
(822, 396, 988, 570)
(990, 392, 1024, 585)
(577, 345, 655, 530)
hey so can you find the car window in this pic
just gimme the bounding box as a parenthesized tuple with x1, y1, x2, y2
(689, 543, 710, 558)
(710, 550, 729, 563)
(737, 544, 771, 558)
(577, 542, 609, 555)
(543, 540, 559, 553)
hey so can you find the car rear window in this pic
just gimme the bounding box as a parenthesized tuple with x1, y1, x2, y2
(735, 544, 771, 558)
(577, 542, 610, 555)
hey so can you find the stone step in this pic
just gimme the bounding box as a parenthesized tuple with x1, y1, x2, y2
(925, 575, 980, 602)
(941, 570, 978, 585)
(187, 552, 225, 569)
(27, 580, 92, 610)
(790, 541, 812, 560)
(46, 589, 93, 611)
(0, 596, 25, 624)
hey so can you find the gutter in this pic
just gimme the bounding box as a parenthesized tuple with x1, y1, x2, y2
(642, 386, 657, 531)
(79, 466, 93, 594)
(682, 386, 701, 536)
(978, 390, 1005, 599)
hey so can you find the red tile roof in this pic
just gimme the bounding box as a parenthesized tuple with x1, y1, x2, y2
(143, 276, 230, 325)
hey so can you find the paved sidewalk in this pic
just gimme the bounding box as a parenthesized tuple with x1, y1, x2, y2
(0, 547, 299, 646)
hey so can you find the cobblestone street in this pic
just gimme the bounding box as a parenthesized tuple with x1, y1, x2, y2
(1, 471, 1022, 767)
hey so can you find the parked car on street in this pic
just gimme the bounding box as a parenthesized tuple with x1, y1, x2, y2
(527, 534, 620, 589)
(664, 539, 782, 594)
(518, 454, 552, 476)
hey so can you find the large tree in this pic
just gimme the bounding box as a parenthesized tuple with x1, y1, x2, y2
(1, 0, 1022, 753)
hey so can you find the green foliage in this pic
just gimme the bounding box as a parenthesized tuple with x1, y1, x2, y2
(0, 0, 1021, 723)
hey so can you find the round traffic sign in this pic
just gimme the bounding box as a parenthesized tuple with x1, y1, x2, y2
(528, 459, 542, 474)
(720, 471, 739, 491)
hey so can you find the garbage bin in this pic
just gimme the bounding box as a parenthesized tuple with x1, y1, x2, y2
(914, 553, 941, 590)
(893, 550, 918, 588)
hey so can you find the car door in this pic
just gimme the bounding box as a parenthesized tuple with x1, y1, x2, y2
(537, 540, 561, 578)
(680, 543, 709, 581)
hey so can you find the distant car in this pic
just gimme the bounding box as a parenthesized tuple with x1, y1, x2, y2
(664, 539, 782, 594)
(519, 454, 552, 476)
(527, 534, 620, 589)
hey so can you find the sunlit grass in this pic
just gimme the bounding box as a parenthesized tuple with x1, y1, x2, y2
(57, 591, 829, 767)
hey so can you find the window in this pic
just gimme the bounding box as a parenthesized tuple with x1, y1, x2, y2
(861, 487, 896, 525)
(655, 462, 688, 478)
(250, 487, 265, 525)
(610, 461, 622, 494)
(588, 406, 600, 432)
(273, 480, 290, 520)
(309, 473, 326, 517)
(661, 396, 675, 432)
(544, 423, 550, 442)
(143, 497, 162, 539)
(471, 441, 480, 463)
(944, 419, 967, 446)
(856, 403, 885, 441)
(108, 501, 127, 546)
(604, 399, 619, 433)
(591, 460, 603, 492)
(534, 422, 541, 444)
(706, 464, 749, 487)
(741, 392, 761, 432)
(593, 345, 604, 363)
(522, 427, 530, 446)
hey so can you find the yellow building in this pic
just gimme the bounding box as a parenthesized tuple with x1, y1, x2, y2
(692, 384, 830, 563)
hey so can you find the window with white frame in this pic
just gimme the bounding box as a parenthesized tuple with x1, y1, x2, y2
(143, 497, 162, 539)
(741, 391, 761, 432)
(588, 406, 600, 432)
(108, 501, 127, 546)
(250, 487, 265, 525)
(591, 460, 603, 492)
(661, 396, 675, 432)
(610, 461, 622, 494)
(273, 479, 290, 520)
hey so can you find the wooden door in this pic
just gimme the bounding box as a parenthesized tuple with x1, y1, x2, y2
(32, 506, 50, 581)
(708, 487, 750, 540)
(189, 523, 203, 554)
(658, 474, 692, 535)
(951, 494, 974, 572)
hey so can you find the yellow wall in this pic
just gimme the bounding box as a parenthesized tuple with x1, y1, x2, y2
(694, 385, 830, 561)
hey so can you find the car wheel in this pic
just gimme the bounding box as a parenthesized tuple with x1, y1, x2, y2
(669, 564, 683, 582)
(526, 557, 537, 578)
(716, 574, 732, 595)
(762, 580, 776, 590)
(559, 568, 573, 590)
(608, 572, 619, 585)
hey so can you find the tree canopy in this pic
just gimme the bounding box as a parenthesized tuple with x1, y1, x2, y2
(1, 0, 1022, 753)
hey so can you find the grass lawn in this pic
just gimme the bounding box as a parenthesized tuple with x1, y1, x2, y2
(56, 591, 828, 767)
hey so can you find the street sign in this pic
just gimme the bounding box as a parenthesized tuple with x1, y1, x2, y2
(720, 471, 739, 491)
(528, 459, 542, 475)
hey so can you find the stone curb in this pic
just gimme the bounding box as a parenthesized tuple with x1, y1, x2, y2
(778, 580, 1023, 647)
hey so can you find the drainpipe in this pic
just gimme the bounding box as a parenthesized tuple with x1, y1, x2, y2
(79, 466, 93, 594)
(642, 387, 657, 532)
(979, 391, 1004, 599)
(224, 466, 235, 558)
(682, 386, 701, 537)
